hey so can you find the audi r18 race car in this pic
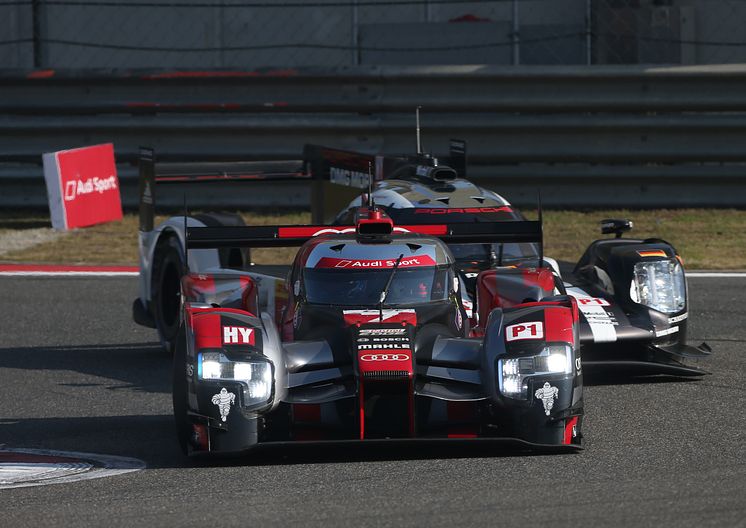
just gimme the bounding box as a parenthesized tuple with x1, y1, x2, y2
(172, 205, 583, 455)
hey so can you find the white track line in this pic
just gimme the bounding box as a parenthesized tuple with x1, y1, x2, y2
(687, 272, 746, 278)
(0, 271, 138, 277)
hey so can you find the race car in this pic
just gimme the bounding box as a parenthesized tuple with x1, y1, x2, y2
(313, 142, 712, 377)
(133, 142, 710, 378)
(172, 204, 584, 455)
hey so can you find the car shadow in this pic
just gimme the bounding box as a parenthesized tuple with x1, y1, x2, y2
(0, 413, 579, 470)
(584, 370, 703, 387)
(0, 342, 170, 394)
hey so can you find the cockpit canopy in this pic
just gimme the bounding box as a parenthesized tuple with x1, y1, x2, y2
(300, 236, 454, 307)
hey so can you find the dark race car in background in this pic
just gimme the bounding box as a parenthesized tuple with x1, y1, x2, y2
(311, 142, 711, 377)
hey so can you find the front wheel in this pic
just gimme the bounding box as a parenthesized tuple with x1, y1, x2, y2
(152, 235, 185, 354)
(172, 325, 191, 455)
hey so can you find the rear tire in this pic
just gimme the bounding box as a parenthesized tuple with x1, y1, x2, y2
(152, 235, 185, 354)
(172, 325, 191, 455)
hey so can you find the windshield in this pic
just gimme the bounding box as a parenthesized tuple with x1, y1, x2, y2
(303, 266, 450, 306)
(448, 242, 540, 264)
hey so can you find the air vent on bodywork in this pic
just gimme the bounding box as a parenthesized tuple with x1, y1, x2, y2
(363, 370, 411, 380)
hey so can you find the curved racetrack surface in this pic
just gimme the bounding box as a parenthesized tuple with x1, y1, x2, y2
(0, 276, 743, 527)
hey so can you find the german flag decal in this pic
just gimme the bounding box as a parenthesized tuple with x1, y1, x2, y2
(637, 250, 668, 258)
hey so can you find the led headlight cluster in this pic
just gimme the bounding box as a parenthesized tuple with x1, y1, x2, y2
(498, 344, 573, 399)
(198, 352, 273, 406)
(630, 259, 686, 314)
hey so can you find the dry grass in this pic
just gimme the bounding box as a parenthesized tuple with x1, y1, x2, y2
(1, 209, 744, 269)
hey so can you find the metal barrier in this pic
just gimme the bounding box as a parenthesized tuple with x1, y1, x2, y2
(2, 65, 746, 208)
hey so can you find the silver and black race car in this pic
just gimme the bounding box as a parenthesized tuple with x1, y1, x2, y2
(172, 205, 583, 455)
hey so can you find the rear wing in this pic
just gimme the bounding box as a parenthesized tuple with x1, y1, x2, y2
(186, 216, 542, 251)
(139, 141, 469, 230)
(137, 147, 308, 232)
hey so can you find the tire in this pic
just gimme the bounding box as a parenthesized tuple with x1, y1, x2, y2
(152, 234, 185, 354)
(193, 212, 248, 268)
(172, 325, 191, 455)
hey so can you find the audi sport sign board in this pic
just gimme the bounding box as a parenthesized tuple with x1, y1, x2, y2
(42, 144, 122, 230)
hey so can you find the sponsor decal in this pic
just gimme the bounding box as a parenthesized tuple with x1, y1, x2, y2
(413, 206, 512, 214)
(293, 305, 302, 329)
(186, 364, 194, 377)
(358, 328, 407, 336)
(358, 343, 410, 349)
(655, 326, 680, 338)
(462, 299, 474, 318)
(343, 309, 417, 326)
(535, 382, 559, 416)
(567, 288, 618, 343)
(222, 326, 254, 345)
(211, 388, 236, 422)
(669, 313, 688, 324)
(360, 353, 410, 362)
(42, 143, 123, 230)
(315, 255, 436, 269)
(142, 180, 153, 205)
(576, 297, 611, 307)
(279, 226, 356, 238)
(505, 321, 544, 342)
(330, 166, 370, 188)
(575, 357, 582, 372)
(63, 175, 119, 202)
(455, 308, 463, 330)
(638, 250, 668, 258)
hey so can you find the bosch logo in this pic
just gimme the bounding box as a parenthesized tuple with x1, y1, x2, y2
(360, 354, 410, 362)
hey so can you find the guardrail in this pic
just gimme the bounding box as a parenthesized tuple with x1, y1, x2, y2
(2, 65, 746, 208)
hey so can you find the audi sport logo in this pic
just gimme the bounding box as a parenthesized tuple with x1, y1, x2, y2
(360, 353, 410, 362)
(64, 176, 119, 202)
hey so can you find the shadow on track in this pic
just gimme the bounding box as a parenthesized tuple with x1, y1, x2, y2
(0, 342, 169, 394)
(584, 371, 703, 387)
(0, 413, 578, 470)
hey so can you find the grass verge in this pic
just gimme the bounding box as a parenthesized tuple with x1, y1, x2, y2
(0, 209, 744, 269)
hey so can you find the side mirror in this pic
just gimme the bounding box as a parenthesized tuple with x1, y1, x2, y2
(600, 218, 633, 239)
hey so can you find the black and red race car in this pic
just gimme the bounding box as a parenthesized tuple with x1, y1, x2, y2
(172, 205, 584, 456)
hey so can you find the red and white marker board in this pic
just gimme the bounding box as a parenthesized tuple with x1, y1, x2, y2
(42, 143, 122, 230)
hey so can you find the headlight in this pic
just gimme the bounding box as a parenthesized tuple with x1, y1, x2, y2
(198, 352, 273, 405)
(630, 259, 686, 314)
(498, 344, 573, 399)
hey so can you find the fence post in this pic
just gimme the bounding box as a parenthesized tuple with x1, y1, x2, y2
(32, 0, 43, 68)
(512, 0, 520, 65)
(586, 0, 592, 65)
(351, 0, 360, 65)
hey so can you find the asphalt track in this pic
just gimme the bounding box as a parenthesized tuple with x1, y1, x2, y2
(0, 276, 744, 527)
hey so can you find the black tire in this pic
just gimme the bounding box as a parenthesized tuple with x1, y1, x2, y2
(193, 212, 248, 268)
(152, 234, 185, 354)
(172, 325, 191, 455)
